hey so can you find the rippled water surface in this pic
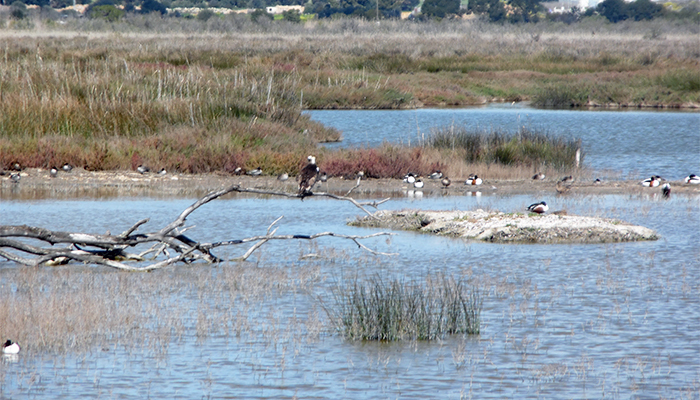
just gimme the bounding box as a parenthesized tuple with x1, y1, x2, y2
(306, 106, 700, 179)
(1, 189, 698, 399)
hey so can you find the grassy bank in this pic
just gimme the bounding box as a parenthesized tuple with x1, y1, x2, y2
(0, 19, 696, 176)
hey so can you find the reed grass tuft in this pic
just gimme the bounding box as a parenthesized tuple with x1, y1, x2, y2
(328, 274, 481, 341)
(428, 125, 582, 170)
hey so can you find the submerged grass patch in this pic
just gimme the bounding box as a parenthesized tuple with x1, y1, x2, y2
(327, 274, 481, 341)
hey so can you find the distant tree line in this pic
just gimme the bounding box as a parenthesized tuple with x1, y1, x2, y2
(4, 0, 697, 23)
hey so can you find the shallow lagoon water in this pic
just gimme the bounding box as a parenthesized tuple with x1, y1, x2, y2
(1, 190, 698, 399)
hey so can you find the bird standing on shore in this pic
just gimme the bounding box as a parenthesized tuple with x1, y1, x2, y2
(403, 173, 416, 184)
(247, 167, 263, 176)
(2, 340, 20, 354)
(684, 174, 700, 184)
(50, 167, 58, 178)
(137, 165, 150, 175)
(62, 163, 73, 173)
(298, 155, 320, 199)
(661, 183, 671, 198)
(560, 175, 574, 183)
(441, 177, 451, 188)
(10, 173, 20, 183)
(555, 180, 571, 194)
(527, 201, 548, 214)
(641, 176, 660, 187)
(466, 175, 482, 186)
(414, 178, 424, 189)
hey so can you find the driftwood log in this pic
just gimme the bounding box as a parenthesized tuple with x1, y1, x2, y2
(0, 182, 394, 271)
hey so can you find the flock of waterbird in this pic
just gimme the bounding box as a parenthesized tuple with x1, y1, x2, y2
(2, 159, 699, 212)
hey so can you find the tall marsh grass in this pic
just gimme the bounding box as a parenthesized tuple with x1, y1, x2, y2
(327, 274, 481, 341)
(428, 126, 582, 170)
(1, 20, 695, 175)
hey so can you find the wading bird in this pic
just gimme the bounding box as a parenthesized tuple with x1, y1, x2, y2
(429, 170, 443, 180)
(662, 183, 671, 198)
(403, 173, 416, 184)
(684, 174, 700, 184)
(641, 176, 660, 187)
(465, 175, 482, 185)
(2, 340, 20, 354)
(247, 167, 263, 176)
(527, 201, 548, 214)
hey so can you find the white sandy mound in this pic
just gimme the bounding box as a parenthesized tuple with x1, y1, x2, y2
(352, 209, 658, 244)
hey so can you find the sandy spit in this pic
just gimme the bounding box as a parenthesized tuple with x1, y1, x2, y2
(350, 209, 659, 244)
(1, 168, 698, 199)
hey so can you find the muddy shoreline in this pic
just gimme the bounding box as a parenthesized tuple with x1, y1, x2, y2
(2, 168, 699, 199)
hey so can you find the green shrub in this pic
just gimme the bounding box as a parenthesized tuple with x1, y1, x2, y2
(197, 9, 216, 21)
(10, 1, 28, 19)
(88, 5, 124, 22)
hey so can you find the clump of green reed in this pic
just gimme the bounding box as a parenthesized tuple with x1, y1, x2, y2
(531, 83, 592, 108)
(327, 274, 481, 341)
(428, 125, 581, 170)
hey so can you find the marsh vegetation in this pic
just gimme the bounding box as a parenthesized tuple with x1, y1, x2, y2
(1, 18, 698, 177)
(327, 274, 481, 341)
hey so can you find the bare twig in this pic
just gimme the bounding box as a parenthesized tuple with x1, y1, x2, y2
(344, 177, 362, 197)
(119, 218, 149, 238)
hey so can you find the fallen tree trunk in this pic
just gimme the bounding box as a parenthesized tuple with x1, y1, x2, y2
(0, 184, 394, 270)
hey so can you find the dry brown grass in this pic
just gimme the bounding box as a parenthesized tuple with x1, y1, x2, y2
(0, 20, 696, 175)
(0, 260, 323, 354)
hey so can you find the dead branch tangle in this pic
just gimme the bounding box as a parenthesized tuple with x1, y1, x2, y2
(0, 184, 394, 271)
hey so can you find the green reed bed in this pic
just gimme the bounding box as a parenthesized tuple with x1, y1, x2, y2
(328, 275, 481, 341)
(428, 126, 582, 170)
